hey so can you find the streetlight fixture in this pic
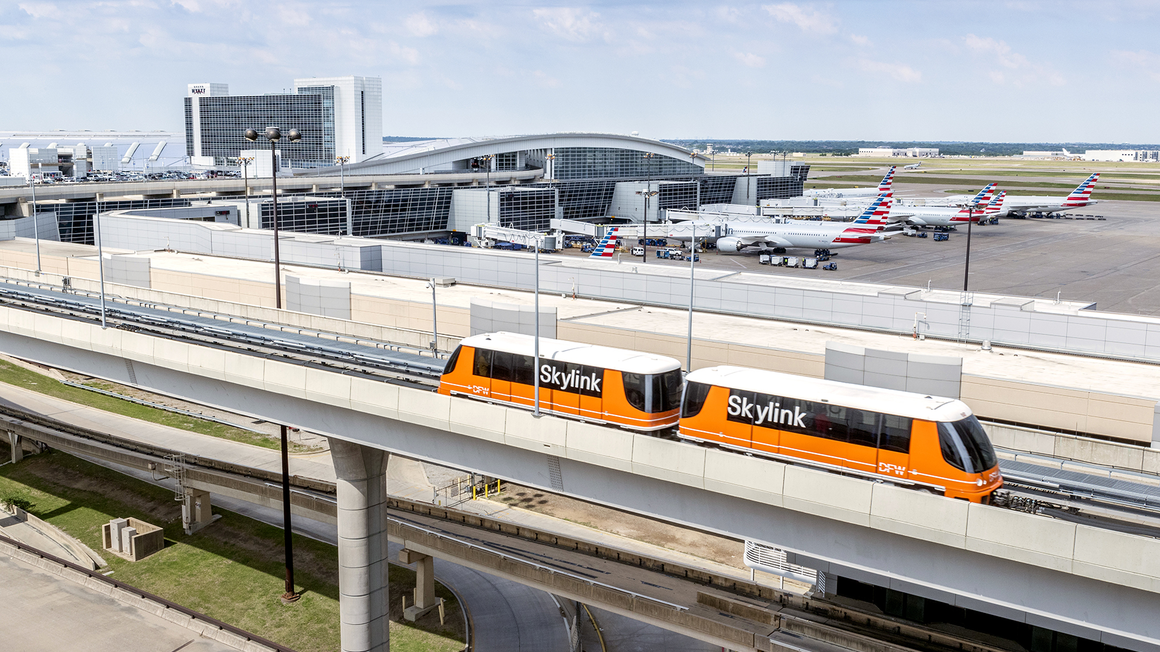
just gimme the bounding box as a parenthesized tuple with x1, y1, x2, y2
(336, 155, 351, 235)
(426, 278, 439, 353)
(642, 152, 655, 262)
(244, 126, 301, 310)
(26, 176, 41, 275)
(745, 151, 753, 210)
(238, 155, 255, 228)
(481, 154, 494, 223)
(243, 125, 302, 605)
(533, 230, 543, 417)
(686, 222, 697, 373)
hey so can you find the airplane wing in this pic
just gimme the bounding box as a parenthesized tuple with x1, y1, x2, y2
(736, 235, 794, 248)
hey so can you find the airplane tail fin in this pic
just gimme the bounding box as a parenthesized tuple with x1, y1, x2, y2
(852, 194, 892, 227)
(970, 182, 997, 206)
(1063, 173, 1099, 206)
(986, 191, 1006, 214)
(877, 166, 896, 195)
(589, 227, 620, 258)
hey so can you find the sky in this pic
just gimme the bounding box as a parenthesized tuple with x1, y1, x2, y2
(4, 0, 1160, 142)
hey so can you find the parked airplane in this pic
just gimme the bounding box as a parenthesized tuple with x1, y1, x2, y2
(912, 182, 997, 209)
(1003, 173, 1099, 216)
(887, 188, 1005, 228)
(589, 227, 621, 258)
(904, 162, 921, 170)
(675, 195, 895, 253)
(804, 166, 895, 199)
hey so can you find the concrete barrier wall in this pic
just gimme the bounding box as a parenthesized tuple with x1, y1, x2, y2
(7, 304, 1158, 598)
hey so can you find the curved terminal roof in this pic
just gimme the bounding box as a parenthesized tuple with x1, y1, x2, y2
(301, 132, 702, 177)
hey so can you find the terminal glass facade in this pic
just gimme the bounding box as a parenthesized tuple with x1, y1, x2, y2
(184, 94, 334, 167)
(261, 198, 348, 235)
(46, 198, 192, 245)
(552, 147, 701, 180)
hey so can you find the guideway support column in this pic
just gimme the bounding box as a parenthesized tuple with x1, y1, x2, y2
(330, 438, 391, 652)
(399, 549, 438, 622)
(7, 430, 22, 464)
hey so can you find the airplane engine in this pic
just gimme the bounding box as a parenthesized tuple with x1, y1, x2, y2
(716, 237, 747, 253)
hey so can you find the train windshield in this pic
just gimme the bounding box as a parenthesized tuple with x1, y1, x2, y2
(623, 369, 684, 413)
(443, 346, 463, 375)
(937, 416, 998, 473)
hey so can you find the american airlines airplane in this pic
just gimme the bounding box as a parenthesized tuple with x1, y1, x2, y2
(913, 183, 997, 209)
(1002, 173, 1099, 216)
(804, 166, 895, 199)
(888, 189, 1005, 227)
(665, 195, 895, 254)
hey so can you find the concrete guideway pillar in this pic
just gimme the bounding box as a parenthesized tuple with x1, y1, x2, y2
(7, 430, 23, 464)
(398, 549, 438, 622)
(330, 437, 391, 652)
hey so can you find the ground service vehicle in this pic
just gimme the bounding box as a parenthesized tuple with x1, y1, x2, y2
(439, 333, 683, 431)
(679, 367, 1002, 502)
(631, 246, 645, 257)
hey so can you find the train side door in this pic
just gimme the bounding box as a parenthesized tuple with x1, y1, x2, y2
(875, 415, 912, 483)
(554, 362, 582, 416)
(509, 354, 535, 409)
(469, 348, 493, 400)
(578, 365, 604, 423)
(718, 388, 755, 449)
(489, 351, 513, 403)
(842, 409, 879, 475)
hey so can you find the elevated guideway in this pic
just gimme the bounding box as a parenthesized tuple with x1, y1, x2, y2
(0, 281, 1158, 651)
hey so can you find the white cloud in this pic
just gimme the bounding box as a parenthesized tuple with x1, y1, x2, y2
(963, 34, 1064, 86)
(533, 70, 562, 88)
(1113, 49, 1160, 82)
(18, 2, 62, 19)
(733, 51, 766, 68)
(762, 3, 837, 34)
(849, 34, 871, 46)
(405, 13, 438, 38)
(389, 41, 420, 65)
(856, 59, 922, 83)
(532, 7, 604, 43)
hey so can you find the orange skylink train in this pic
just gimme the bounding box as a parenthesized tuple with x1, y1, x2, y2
(438, 334, 1002, 502)
(438, 333, 683, 431)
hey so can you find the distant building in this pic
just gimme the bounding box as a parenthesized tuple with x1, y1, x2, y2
(8, 144, 89, 179)
(1083, 149, 1160, 162)
(183, 76, 383, 169)
(855, 147, 938, 157)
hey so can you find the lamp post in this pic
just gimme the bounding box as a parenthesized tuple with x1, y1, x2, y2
(643, 152, 655, 262)
(94, 209, 107, 329)
(244, 127, 301, 310)
(426, 278, 438, 353)
(534, 232, 542, 417)
(686, 222, 696, 373)
(545, 153, 557, 222)
(27, 176, 41, 275)
(963, 203, 976, 293)
(238, 156, 254, 228)
(336, 155, 351, 235)
(243, 126, 301, 605)
(745, 151, 753, 210)
(481, 154, 494, 223)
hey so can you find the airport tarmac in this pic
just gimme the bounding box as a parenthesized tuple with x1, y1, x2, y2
(557, 199, 1160, 316)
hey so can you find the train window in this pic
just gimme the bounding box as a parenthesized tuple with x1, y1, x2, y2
(879, 415, 912, 453)
(491, 351, 514, 382)
(473, 347, 493, 378)
(579, 366, 605, 398)
(845, 409, 879, 448)
(443, 346, 463, 375)
(726, 388, 757, 425)
(938, 417, 997, 473)
(681, 382, 712, 418)
(651, 370, 683, 412)
(513, 354, 535, 385)
(623, 373, 647, 412)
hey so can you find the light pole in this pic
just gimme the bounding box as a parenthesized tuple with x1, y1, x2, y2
(643, 152, 654, 262)
(686, 222, 696, 373)
(336, 155, 351, 235)
(481, 154, 494, 223)
(244, 127, 301, 310)
(426, 278, 438, 353)
(533, 232, 542, 417)
(27, 176, 41, 275)
(94, 209, 107, 329)
(243, 126, 301, 605)
(963, 203, 976, 292)
(545, 153, 557, 222)
(238, 155, 254, 228)
(745, 151, 753, 210)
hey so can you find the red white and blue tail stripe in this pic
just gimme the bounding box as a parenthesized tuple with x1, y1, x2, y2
(877, 166, 896, 196)
(986, 191, 1006, 215)
(589, 227, 620, 258)
(1063, 173, 1099, 206)
(851, 194, 892, 227)
(969, 182, 997, 207)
